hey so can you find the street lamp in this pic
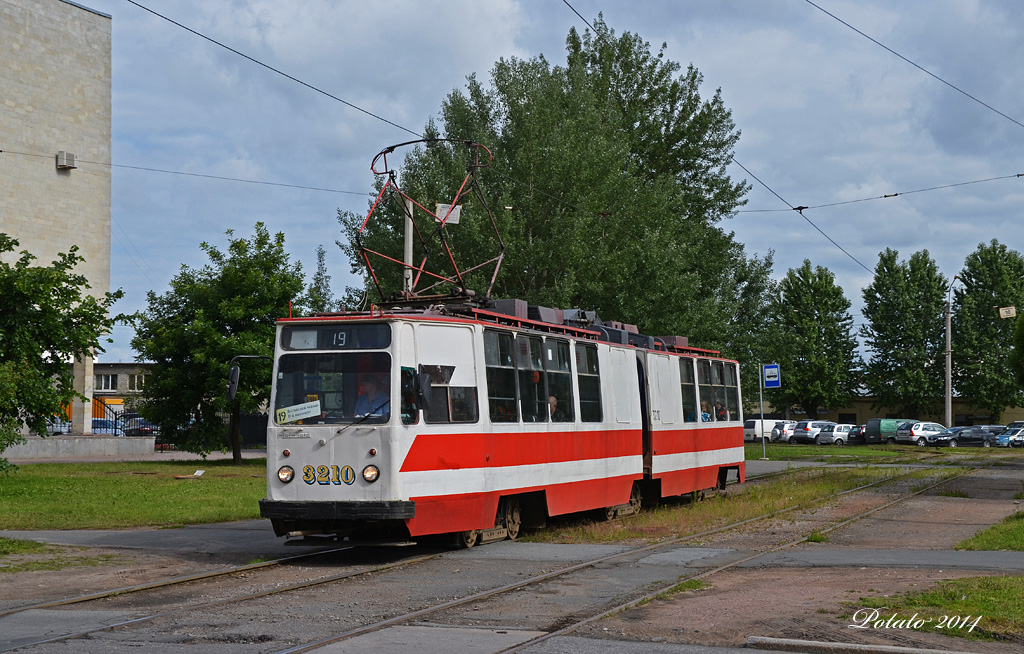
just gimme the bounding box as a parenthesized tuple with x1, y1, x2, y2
(945, 276, 960, 427)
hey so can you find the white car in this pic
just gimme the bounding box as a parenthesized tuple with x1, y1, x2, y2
(743, 419, 776, 442)
(895, 421, 946, 446)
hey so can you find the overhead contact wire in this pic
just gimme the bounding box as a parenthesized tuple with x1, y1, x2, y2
(804, 0, 1024, 132)
(124, 0, 423, 138)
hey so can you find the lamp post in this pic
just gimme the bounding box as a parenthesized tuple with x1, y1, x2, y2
(945, 276, 959, 427)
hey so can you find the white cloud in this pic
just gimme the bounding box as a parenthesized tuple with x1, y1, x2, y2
(71, 0, 1024, 361)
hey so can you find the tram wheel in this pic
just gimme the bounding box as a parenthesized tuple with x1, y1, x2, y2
(501, 497, 522, 541)
(456, 530, 479, 548)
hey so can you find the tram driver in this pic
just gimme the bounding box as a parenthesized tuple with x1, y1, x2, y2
(355, 374, 390, 419)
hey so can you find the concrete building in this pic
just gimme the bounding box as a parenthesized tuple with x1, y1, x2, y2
(1, 0, 112, 434)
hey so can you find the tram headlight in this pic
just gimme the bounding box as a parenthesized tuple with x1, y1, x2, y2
(362, 465, 380, 483)
(277, 466, 295, 483)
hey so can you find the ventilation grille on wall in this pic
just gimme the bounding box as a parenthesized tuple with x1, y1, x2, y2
(56, 151, 77, 169)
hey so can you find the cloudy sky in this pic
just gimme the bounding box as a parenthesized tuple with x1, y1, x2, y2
(80, 0, 1024, 362)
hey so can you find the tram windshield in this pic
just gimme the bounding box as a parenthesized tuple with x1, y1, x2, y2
(274, 352, 392, 425)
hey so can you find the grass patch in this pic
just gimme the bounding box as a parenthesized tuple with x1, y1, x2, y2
(654, 578, 708, 601)
(853, 576, 1024, 641)
(0, 537, 122, 573)
(938, 489, 970, 498)
(0, 537, 46, 556)
(806, 531, 829, 543)
(521, 467, 934, 545)
(0, 459, 267, 530)
(957, 511, 1024, 551)
(746, 443, 947, 465)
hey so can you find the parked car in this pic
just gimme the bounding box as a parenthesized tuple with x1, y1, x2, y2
(91, 418, 117, 435)
(976, 424, 1007, 436)
(847, 425, 866, 445)
(995, 427, 1024, 448)
(46, 417, 71, 435)
(791, 420, 837, 444)
(118, 412, 161, 437)
(864, 418, 911, 445)
(816, 423, 855, 445)
(895, 421, 946, 446)
(926, 426, 996, 448)
(770, 420, 798, 443)
(1005, 421, 1024, 430)
(743, 419, 776, 443)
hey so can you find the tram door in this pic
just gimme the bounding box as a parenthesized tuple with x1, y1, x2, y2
(635, 356, 652, 476)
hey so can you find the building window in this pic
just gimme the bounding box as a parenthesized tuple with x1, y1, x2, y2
(126, 374, 145, 391)
(95, 374, 118, 391)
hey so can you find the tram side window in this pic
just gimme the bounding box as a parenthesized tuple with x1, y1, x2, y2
(575, 343, 602, 422)
(484, 331, 518, 422)
(697, 359, 714, 422)
(710, 361, 731, 421)
(723, 362, 740, 421)
(680, 358, 698, 422)
(517, 335, 547, 422)
(424, 385, 480, 424)
(544, 339, 574, 422)
(400, 367, 418, 425)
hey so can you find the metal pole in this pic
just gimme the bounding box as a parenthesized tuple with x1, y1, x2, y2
(759, 363, 767, 460)
(945, 276, 958, 428)
(945, 299, 952, 427)
(403, 198, 414, 294)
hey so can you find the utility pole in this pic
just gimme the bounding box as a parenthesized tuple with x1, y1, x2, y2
(945, 275, 958, 427)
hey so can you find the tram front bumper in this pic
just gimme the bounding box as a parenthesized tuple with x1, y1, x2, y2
(259, 499, 415, 521)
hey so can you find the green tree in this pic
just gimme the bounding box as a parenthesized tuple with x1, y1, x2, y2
(767, 260, 861, 419)
(0, 235, 121, 472)
(951, 240, 1024, 421)
(1011, 315, 1024, 389)
(860, 249, 947, 417)
(303, 244, 336, 314)
(130, 223, 304, 460)
(337, 17, 769, 363)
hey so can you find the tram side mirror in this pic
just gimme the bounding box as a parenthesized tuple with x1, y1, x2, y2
(226, 365, 240, 402)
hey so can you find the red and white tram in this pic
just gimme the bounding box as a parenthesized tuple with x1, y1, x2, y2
(259, 303, 745, 546)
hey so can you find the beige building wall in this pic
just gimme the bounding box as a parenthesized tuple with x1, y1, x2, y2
(1, 0, 112, 433)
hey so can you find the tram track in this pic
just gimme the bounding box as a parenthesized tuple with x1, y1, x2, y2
(1, 463, 974, 653)
(269, 465, 977, 654)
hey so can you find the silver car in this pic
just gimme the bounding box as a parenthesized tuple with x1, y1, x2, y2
(895, 421, 946, 446)
(816, 423, 855, 445)
(770, 420, 797, 443)
(791, 420, 837, 444)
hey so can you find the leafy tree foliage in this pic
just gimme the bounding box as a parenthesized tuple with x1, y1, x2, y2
(303, 244, 337, 314)
(337, 17, 773, 388)
(1011, 316, 1024, 390)
(0, 235, 121, 471)
(130, 223, 304, 458)
(860, 249, 947, 418)
(951, 240, 1024, 421)
(766, 261, 861, 418)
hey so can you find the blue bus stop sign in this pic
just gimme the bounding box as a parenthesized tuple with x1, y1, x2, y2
(763, 364, 781, 388)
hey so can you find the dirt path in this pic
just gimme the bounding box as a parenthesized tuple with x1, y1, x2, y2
(580, 465, 1024, 652)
